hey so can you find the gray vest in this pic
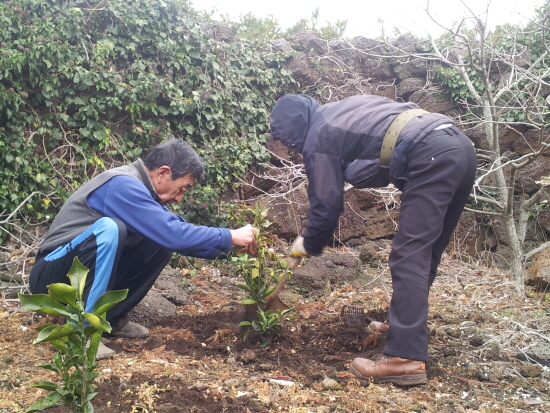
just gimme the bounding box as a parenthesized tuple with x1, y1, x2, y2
(39, 160, 156, 254)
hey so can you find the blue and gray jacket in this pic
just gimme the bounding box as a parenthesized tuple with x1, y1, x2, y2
(38, 159, 232, 259)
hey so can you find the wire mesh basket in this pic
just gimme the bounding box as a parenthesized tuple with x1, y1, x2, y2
(341, 304, 366, 331)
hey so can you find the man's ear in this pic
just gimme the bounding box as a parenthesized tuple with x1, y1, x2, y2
(156, 165, 172, 181)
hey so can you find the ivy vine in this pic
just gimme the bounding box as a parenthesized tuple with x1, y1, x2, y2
(0, 0, 297, 241)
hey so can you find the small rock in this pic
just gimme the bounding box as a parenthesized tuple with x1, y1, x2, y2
(469, 335, 485, 347)
(358, 244, 382, 264)
(321, 377, 342, 390)
(258, 363, 274, 371)
(518, 344, 550, 366)
(519, 364, 542, 378)
(479, 365, 504, 382)
(0, 251, 9, 263)
(188, 382, 209, 392)
(442, 347, 457, 357)
(224, 378, 243, 388)
(239, 349, 256, 363)
(466, 363, 479, 379)
(461, 326, 477, 335)
(156, 403, 179, 413)
(446, 328, 461, 338)
(226, 357, 237, 365)
(118, 381, 128, 393)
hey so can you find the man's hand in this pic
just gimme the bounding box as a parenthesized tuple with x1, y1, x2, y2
(230, 225, 258, 256)
(290, 235, 310, 258)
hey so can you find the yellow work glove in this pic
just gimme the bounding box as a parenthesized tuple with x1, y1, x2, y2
(290, 235, 310, 258)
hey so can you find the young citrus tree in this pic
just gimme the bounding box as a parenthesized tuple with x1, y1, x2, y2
(230, 203, 293, 347)
(18, 258, 128, 413)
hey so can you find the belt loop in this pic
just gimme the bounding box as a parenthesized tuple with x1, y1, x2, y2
(380, 109, 428, 167)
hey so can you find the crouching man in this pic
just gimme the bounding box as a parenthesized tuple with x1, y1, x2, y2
(30, 138, 257, 359)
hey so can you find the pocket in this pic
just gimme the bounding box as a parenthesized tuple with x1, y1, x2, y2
(406, 147, 464, 185)
(407, 136, 461, 169)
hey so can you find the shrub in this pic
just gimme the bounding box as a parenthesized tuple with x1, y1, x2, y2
(0, 0, 296, 242)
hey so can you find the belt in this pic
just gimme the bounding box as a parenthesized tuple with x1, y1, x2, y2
(379, 109, 428, 167)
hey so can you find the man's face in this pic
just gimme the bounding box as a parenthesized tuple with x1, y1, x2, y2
(154, 168, 196, 205)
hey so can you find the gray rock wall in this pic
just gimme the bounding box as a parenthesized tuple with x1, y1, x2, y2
(258, 31, 550, 268)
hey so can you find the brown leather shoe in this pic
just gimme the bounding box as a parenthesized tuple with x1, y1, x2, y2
(368, 320, 389, 333)
(349, 355, 427, 386)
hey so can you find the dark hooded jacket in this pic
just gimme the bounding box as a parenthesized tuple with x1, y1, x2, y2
(269, 94, 453, 256)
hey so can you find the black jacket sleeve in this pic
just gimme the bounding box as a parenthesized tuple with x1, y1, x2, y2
(302, 151, 345, 256)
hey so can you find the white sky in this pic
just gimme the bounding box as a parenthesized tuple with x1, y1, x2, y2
(191, 0, 546, 38)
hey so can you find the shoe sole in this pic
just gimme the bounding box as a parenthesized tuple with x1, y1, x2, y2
(107, 331, 149, 339)
(348, 364, 427, 386)
(96, 343, 116, 360)
(96, 350, 115, 360)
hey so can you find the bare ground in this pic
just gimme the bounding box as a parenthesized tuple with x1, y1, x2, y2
(1, 249, 549, 413)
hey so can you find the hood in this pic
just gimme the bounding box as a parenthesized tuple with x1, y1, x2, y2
(269, 94, 320, 154)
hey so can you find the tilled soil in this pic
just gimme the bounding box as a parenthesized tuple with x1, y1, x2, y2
(1, 254, 549, 412)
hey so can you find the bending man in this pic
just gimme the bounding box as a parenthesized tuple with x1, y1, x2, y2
(270, 94, 476, 386)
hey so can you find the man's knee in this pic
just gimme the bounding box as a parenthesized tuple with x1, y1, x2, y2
(95, 217, 127, 243)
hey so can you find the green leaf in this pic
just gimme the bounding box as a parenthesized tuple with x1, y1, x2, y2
(86, 332, 102, 364)
(251, 320, 262, 332)
(31, 381, 59, 391)
(24, 391, 64, 412)
(47, 283, 77, 306)
(36, 363, 60, 373)
(239, 298, 257, 305)
(35, 323, 56, 332)
(18, 294, 72, 317)
(264, 287, 276, 296)
(236, 283, 251, 292)
(238, 321, 252, 326)
(48, 339, 68, 353)
(83, 313, 111, 333)
(67, 257, 89, 299)
(258, 310, 267, 324)
(34, 324, 75, 343)
(92, 289, 128, 315)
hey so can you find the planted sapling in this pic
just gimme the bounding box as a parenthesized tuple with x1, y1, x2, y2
(18, 257, 128, 413)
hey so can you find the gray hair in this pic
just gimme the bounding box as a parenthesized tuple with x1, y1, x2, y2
(144, 138, 205, 181)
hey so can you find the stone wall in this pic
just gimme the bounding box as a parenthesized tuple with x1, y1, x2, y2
(257, 31, 550, 269)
